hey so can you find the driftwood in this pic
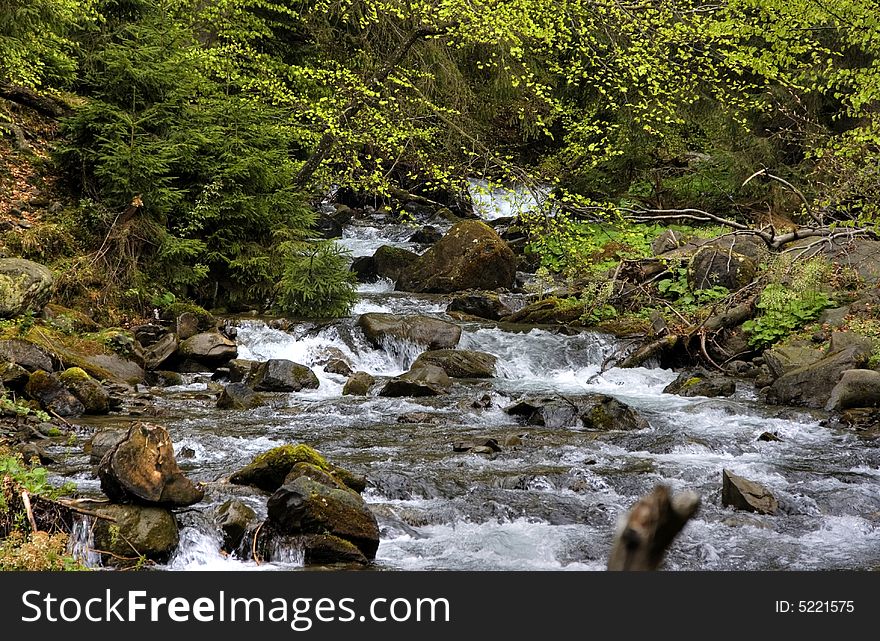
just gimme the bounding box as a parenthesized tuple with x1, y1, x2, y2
(607, 485, 700, 571)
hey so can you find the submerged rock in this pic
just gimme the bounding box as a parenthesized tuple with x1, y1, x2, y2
(504, 394, 648, 430)
(229, 444, 366, 494)
(378, 363, 452, 397)
(250, 359, 319, 392)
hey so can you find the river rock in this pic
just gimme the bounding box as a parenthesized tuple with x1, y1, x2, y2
(215, 499, 258, 553)
(255, 527, 369, 565)
(0, 361, 29, 389)
(178, 331, 237, 366)
(688, 245, 757, 291)
(98, 422, 204, 507)
(342, 371, 374, 396)
(0, 338, 54, 372)
(229, 444, 366, 494)
(412, 349, 497, 378)
(267, 475, 380, 559)
(378, 363, 451, 397)
(85, 428, 128, 465)
(446, 292, 514, 320)
(504, 394, 648, 430)
(764, 344, 824, 379)
(357, 312, 461, 350)
(324, 358, 353, 376)
(132, 323, 166, 348)
(373, 245, 419, 282)
(91, 504, 180, 566)
(217, 382, 263, 410)
(143, 332, 179, 370)
(409, 225, 443, 244)
(452, 437, 502, 453)
(722, 469, 778, 515)
(228, 359, 258, 383)
(766, 343, 871, 408)
(249, 359, 319, 392)
(59, 367, 110, 414)
(24, 370, 85, 417)
(663, 369, 735, 398)
(83, 353, 145, 384)
(0, 258, 53, 318)
(147, 370, 184, 387)
(350, 256, 377, 282)
(825, 369, 880, 411)
(396, 220, 517, 293)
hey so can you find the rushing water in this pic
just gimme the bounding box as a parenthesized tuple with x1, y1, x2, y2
(60, 183, 880, 571)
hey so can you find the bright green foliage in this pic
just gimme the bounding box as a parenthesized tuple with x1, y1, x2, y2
(657, 267, 730, 312)
(743, 284, 834, 348)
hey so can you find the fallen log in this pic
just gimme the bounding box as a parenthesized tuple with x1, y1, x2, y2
(616, 334, 679, 369)
(607, 484, 700, 571)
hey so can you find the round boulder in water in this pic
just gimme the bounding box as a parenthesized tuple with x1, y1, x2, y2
(217, 382, 263, 410)
(357, 312, 462, 350)
(250, 359, 319, 392)
(342, 371, 374, 396)
(379, 363, 451, 397)
(229, 444, 366, 494)
(215, 499, 258, 554)
(413, 349, 497, 378)
(91, 504, 180, 566)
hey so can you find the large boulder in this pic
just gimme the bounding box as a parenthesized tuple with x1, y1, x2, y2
(228, 359, 258, 383)
(229, 444, 365, 494)
(504, 394, 648, 430)
(178, 331, 237, 366)
(764, 345, 824, 379)
(267, 475, 380, 560)
(0, 258, 53, 318)
(688, 245, 757, 291)
(254, 527, 369, 565)
(372, 245, 419, 282)
(826, 369, 880, 411)
(766, 344, 871, 408)
(378, 363, 452, 397)
(91, 504, 179, 566)
(214, 499, 258, 554)
(396, 220, 516, 293)
(0, 338, 54, 372)
(250, 359, 319, 392)
(663, 369, 735, 398)
(409, 225, 443, 244)
(722, 469, 778, 515)
(24, 370, 84, 417)
(413, 349, 497, 378)
(216, 382, 263, 410)
(59, 367, 110, 414)
(98, 422, 204, 507)
(357, 313, 461, 350)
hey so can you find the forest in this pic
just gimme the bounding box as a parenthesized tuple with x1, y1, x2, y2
(2, 1, 880, 572)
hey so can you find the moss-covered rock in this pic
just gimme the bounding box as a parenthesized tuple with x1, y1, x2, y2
(42, 303, 100, 333)
(267, 476, 380, 559)
(229, 444, 365, 494)
(502, 298, 585, 325)
(663, 369, 736, 398)
(59, 367, 110, 414)
(24, 370, 85, 417)
(342, 371, 374, 396)
(0, 258, 53, 319)
(396, 220, 517, 293)
(91, 504, 180, 566)
(372, 245, 419, 282)
(413, 349, 497, 378)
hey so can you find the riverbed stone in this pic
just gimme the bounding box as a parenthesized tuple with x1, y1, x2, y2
(826, 369, 880, 411)
(85, 428, 128, 465)
(25, 370, 85, 417)
(342, 371, 374, 396)
(766, 344, 871, 408)
(59, 367, 110, 414)
(229, 444, 366, 494)
(663, 369, 735, 398)
(215, 499, 258, 553)
(504, 394, 648, 430)
(250, 359, 319, 392)
(0, 338, 54, 372)
(413, 349, 497, 378)
(764, 344, 824, 379)
(143, 332, 179, 370)
(178, 331, 237, 366)
(98, 422, 204, 507)
(378, 363, 452, 397)
(267, 475, 380, 559)
(446, 292, 514, 320)
(373, 245, 419, 282)
(396, 220, 517, 293)
(228, 358, 258, 383)
(0, 258, 53, 318)
(217, 382, 263, 410)
(92, 504, 179, 566)
(357, 312, 461, 350)
(722, 469, 778, 515)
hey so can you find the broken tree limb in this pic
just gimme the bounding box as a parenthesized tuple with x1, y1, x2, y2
(702, 295, 758, 332)
(0, 84, 67, 117)
(21, 491, 38, 533)
(607, 485, 701, 571)
(617, 334, 679, 369)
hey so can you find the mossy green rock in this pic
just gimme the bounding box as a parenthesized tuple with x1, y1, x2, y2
(502, 298, 585, 325)
(229, 444, 366, 494)
(0, 258, 53, 319)
(373, 245, 419, 282)
(59, 367, 110, 414)
(267, 476, 380, 559)
(357, 313, 461, 350)
(396, 220, 517, 293)
(663, 369, 736, 398)
(24, 370, 85, 417)
(92, 504, 180, 566)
